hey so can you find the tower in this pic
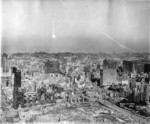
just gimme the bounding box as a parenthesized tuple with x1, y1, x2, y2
(100, 65, 103, 87)
(12, 67, 23, 109)
(1, 53, 8, 72)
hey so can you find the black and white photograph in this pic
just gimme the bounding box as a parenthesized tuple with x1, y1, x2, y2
(1, 0, 150, 123)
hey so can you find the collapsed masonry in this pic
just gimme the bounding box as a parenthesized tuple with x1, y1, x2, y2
(10, 64, 103, 109)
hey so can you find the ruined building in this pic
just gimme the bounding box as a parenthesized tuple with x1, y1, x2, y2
(44, 60, 60, 74)
(12, 67, 23, 109)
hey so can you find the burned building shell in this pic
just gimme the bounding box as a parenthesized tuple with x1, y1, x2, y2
(44, 60, 60, 74)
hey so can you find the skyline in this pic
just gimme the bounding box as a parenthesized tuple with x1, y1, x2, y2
(2, 0, 150, 53)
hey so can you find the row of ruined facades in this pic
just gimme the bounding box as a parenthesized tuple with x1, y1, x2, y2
(1, 53, 150, 109)
(1, 53, 104, 109)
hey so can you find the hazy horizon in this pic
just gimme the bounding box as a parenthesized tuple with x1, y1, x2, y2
(2, 0, 150, 53)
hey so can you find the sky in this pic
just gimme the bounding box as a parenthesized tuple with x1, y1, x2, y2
(2, 0, 150, 53)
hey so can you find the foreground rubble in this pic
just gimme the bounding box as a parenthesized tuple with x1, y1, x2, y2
(1, 79, 138, 124)
(1, 100, 136, 124)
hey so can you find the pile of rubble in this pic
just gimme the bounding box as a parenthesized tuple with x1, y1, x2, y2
(32, 102, 117, 124)
(1, 76, 135, 124)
